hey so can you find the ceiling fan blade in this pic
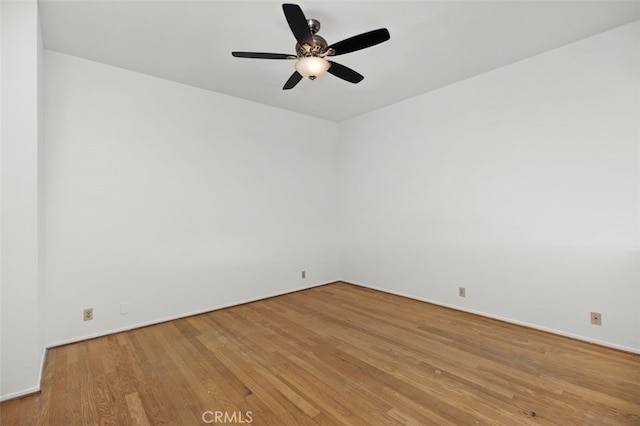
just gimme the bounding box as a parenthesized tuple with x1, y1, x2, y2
(283, 71, 303, 90)
(327, 61, 364, 84)
(328, 28, 390, 56)
(232, 52, 296, 60)
(282, 3, 313, 45)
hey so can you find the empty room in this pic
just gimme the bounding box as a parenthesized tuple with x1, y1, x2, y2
(1, 0, 639, 424)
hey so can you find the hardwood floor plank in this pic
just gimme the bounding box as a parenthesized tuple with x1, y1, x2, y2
(268, 352, 365, 424)
(208, 340, 316, 425)
(125, 392, 151, 426)
(2, 282, 639, 425)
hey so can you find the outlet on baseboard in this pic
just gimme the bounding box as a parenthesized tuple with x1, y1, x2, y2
(459, 287, 466, 298)
(590, 312, 602, 326)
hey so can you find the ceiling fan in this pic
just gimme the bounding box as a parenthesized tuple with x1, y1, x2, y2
(232, 3, 390, 90)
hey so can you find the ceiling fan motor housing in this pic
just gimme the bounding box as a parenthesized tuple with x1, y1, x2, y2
(295, 19, 328, 58)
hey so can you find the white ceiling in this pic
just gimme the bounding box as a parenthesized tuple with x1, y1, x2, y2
(39, 1, 640, 122)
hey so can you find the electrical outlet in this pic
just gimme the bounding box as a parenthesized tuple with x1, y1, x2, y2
(459, 287, 466, 297)
(301, 270, 306, 279)
(590, 312, 602, 326)
(120, 302, 129, 315)
(83, 308, 93, 321)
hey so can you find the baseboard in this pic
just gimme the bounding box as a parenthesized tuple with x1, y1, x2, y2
(6, 278, 635, 403)
(0, 386, 41, 402)
(4, 281, 338, 402)
(38, 346, 48, 391)
(0, 343, 48, 402)
(343, 280, 640, 356)
(47, 280, 340, 349)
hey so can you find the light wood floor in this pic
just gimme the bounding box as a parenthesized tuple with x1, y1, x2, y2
(2, 282, 639, 425)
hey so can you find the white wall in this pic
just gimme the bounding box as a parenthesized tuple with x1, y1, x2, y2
(339, 21, 640, 351)
(0, 0, 46, 400)
(44, 51, 340, 346)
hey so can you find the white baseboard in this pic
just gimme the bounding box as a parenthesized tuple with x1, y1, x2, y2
(0, 344, 48, 402)
(2, 280, 337, 402)
(345, 280, 640, 355)
(47, 280, 338, 349)
(0, 385, 40, 402)
(5, 278, 635, 402)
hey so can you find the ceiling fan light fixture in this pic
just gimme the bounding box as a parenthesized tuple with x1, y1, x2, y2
(295, 56, 330, 80)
